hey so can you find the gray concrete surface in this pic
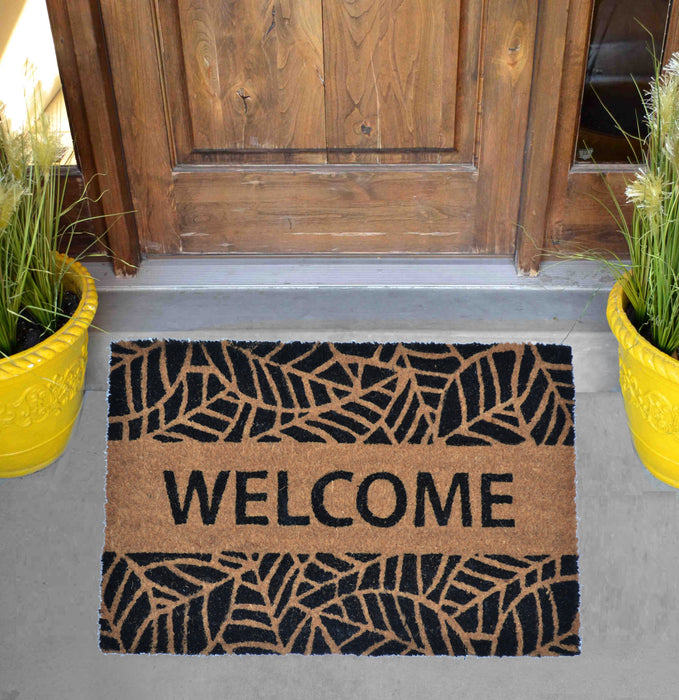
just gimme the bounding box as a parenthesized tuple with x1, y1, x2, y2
(1, 392, 678, 699)
(2, 266, 678, 698)
(85, 285, 620, 394)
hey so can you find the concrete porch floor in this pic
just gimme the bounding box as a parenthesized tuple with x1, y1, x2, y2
(1, 260, 678, 699)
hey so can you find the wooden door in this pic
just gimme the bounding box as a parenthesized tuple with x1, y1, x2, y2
(96, 0, 539, 257)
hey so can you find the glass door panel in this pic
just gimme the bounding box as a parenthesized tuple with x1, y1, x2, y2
(575, 0, 671, 163)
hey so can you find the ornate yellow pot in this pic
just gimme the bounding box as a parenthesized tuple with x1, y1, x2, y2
(607, 280, 679, 487)
(0, 257, 98, 477)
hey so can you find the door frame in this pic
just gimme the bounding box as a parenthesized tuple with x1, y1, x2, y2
(47, 0, 140, 275)
(516, 0, 679, 274)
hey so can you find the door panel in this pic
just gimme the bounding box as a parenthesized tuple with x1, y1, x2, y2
(323, 0, 460, 163)
(174, 167, 478, 253)
(173, 0, 326, 158)
(100, 0, 537, 256)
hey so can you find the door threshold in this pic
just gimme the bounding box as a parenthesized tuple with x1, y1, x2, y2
(85, 257, 616, 292)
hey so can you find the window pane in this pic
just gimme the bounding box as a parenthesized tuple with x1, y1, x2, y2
(0, 0, 75, 165)
(576, 0, 670, 163)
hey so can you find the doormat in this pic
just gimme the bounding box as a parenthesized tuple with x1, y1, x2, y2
(101, 340, 579, 657)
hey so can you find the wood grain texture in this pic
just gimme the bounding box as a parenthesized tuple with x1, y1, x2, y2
(173, 167, 479, 254)
(52, 0, 649, 264)
(81, 0, 502, 256)
(323, 0, 460, 164)
(515, 1, 570, 275)
(540, 0, 640, 260)
(57, 0, 578, 258)
(46, 0, 140, 274)
(176, 0, 326, 161)
(160, 0, 480, 166)
(100, 0, 179, 254)
(547, 168, 632, 257)
(455, 0, 483, 163)
(540, 0, 593, 259)
(474, 0, 538, 255)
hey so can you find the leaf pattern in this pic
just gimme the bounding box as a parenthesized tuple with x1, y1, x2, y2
(108, 341, 575, 447)
(100, 552, 580, 656)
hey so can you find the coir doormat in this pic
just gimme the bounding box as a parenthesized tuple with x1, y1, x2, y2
(101, 340, 579, 657)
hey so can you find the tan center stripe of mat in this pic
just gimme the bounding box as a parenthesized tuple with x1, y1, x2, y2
(106, 441, 576, 555)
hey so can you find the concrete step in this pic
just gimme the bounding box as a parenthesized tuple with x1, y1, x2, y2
(83, 258, 621, 393)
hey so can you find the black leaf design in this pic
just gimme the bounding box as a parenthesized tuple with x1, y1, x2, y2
(107, 341, 574, 447)
(100, 552, 579, 657)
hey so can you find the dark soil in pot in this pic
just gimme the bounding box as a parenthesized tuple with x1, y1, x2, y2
(624, 301, 679, 361)
(14, 290, 81, 354)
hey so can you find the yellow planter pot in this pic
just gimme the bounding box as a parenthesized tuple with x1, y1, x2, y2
(607, 281, 679, 488)
(0, 257, 98, 477)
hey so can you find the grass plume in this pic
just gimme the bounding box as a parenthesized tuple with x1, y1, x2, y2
(0, 90, 119, 357)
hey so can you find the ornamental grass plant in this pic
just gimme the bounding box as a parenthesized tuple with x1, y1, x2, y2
(599, 52, 679, 359)
(0, 97, 98, 358)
